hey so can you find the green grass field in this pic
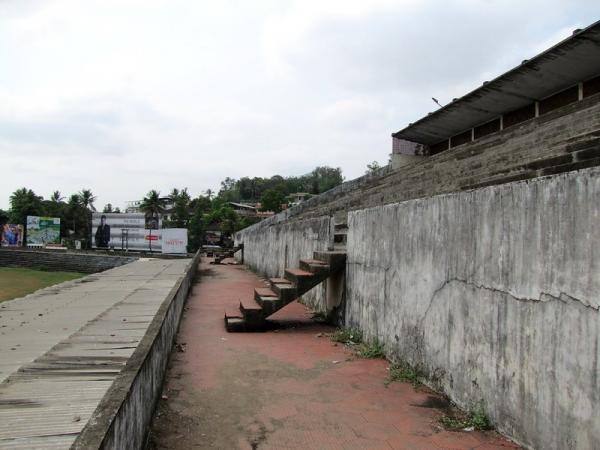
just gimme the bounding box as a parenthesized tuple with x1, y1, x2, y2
(0, 267, 85, 303)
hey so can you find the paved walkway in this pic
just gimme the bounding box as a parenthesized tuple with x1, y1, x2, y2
(148, 261, 519, 450)
(0, 258, 190, 449)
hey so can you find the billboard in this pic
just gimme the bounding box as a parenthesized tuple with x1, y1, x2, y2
(92, 213, 162, 251)
(26, 216, 60, 246)
(162, 228, 188, 254)
(1, 224, 24, 247)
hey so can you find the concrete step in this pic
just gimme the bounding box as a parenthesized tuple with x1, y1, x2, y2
(224, 316, 245, 332)
(239, 297, 262, 313)
(254, 287, 277, 302)
(269, 277, 291, 285)
(239, 298, 265, 325)
(271, 283, 298, 302)
(565, 137, 600, 153)
(524, 154, 573, 171)
(461, 170, 537, 191)
(224, 307, 245, 332)
(284, 268, 314, 284)
(299, 259, 329, 274)
(313, 251, 347, 270)
(539, 156, 600, 177)
(256, 296, 284, 315)
(573, 145, 600, 161)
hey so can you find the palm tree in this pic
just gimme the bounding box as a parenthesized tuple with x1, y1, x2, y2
(67, 194, 83, 238)
(78, 189, 96, 248)
(79, 189, 97, 212)
(51, 191, 64, 203)
(140, 190, 165, 217)
(140, 190, 166, 252)
(204, 189, 214, 200)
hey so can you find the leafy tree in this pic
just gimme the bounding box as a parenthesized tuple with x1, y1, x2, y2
(103, 203, 114, 213)
(218, 177, 240, 202)
(9, 188, 43, 224)
(187, 195, 213, 251)
(237, 177, 254, 201)
(238, 215, 260, 230)
(216, 166, 344, 205)
(0, 209, 9, 227)
(114, 207, 121, 213)
(260, 189, 286, 213)
(366, 161, 382, 174)
(65, 194, 87, 240)
(169, 188, 192, 228)
(308, 166, 343, 194)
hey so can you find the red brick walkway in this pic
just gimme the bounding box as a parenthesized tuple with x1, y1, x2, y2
(148, 261, 519, 450)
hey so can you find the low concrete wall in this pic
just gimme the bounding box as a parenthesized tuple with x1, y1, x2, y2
(0, 248, 136, 273)
(234, 216, 332, 312)
(71, 251, 201, 450)
(346, 168, 600, 450)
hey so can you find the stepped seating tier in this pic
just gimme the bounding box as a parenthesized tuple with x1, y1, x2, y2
(276, 97, 600, 223)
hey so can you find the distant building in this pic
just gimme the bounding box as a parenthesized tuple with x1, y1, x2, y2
(256, 210, 275, 219)
(229, 202, 258, 217)
(125, 197, 174, 221)
(287, 192, 312, 207)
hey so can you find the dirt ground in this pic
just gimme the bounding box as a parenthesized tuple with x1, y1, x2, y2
(0, 267, 84, 302)
(147, 261, 519, 450)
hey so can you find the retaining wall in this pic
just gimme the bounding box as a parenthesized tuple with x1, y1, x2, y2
(0, 249, 136, 274)
(346, 168, 600, 450)
(234, 216, 332, 312)
(71, 251, 201, 450)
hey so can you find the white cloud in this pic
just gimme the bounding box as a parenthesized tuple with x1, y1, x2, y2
(0, 0, 598, 209)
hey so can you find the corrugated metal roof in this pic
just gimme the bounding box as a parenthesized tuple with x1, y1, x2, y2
(392, 20, 600, 145)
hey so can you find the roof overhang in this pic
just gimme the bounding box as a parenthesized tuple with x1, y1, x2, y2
(392, 20, 600, 145)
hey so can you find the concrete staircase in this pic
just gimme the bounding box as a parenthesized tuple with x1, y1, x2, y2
(224, 250, 346, 331)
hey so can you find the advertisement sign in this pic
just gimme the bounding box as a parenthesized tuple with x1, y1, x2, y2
(26, 216, 61, 246)
(145, 214, 159, 230)
(91, 213, 162, 251)
(161, 228, 188, 254)
(1, 224, 24, 247)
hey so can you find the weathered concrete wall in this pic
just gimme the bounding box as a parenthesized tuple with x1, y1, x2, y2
(346, 167, 600, 450)
(72, 251, 201, 450)
(0, 248, 136, 273)
(234, 215, 332, 311)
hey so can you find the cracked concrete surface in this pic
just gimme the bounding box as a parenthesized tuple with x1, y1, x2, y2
(346, 167, 600, 450)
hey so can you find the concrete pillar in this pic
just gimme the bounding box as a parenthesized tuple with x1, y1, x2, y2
(391, 137, 428, 170)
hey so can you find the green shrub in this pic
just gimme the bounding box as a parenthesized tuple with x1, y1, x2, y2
(386, 362, 423, 386)
(332, 327, 362, 345)
(357, 339, 385, 359)
(440, 402, 491, 431)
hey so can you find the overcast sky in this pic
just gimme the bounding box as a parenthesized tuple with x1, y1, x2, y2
(0, 0, 598, 210)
